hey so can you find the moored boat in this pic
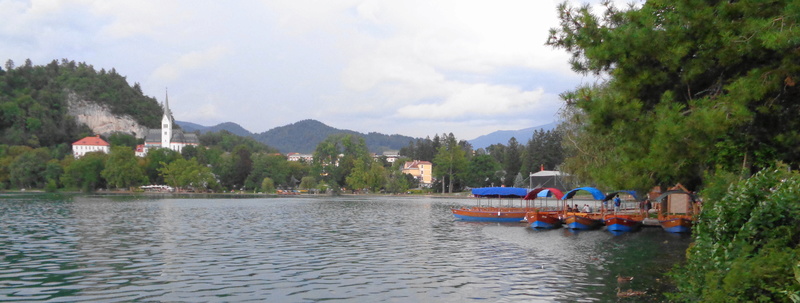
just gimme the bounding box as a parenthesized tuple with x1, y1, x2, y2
(451, 187, 532, 222)
(655, 186, 698, 233)
(560, 187, 606, 230)
(523, 187, 565, 229)
(659, 215, 693, 233)
(604, 214, 644, 232)
(600, 190, 644, 232)
(452, 207, 530, 222)
(564, 212, 605, 230)
(525, 210, 563, 229)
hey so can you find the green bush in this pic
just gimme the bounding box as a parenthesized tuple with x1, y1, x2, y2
(669, 166, 800, 302)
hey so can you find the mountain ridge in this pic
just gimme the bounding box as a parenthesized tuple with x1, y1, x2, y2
(177, 119, 560, 154)
(468, 122, 559, 149)
(176, 119, 417, 154)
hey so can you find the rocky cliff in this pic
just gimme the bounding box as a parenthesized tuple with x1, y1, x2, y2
(66, 91, 151, 139)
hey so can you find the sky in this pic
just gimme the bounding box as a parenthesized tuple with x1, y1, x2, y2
(0, 0, 615, 140)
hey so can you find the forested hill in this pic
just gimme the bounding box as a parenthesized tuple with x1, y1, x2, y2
(0, 59, 163, 147)
(250, 119, 416, 154)
(177, 121, 253, 137)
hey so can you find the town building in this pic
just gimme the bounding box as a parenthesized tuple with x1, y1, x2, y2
(402, 160, 433, 187)
(134, 144, 147, 157)
(375, 150, 400, 163)
(141, 92, 199, 155)
(72, 135, 110, 158)
(287, 153, 314, 162)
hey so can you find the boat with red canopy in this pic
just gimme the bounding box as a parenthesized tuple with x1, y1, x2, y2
(523, 187, 565, 229)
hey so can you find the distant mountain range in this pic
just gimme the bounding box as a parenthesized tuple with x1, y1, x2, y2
(467, 122, 559, 150)
(176, 119, 416, 154)
(177, 119, 559, 154)
(178, 121, 253, 137)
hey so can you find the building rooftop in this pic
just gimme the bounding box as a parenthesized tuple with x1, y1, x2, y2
(73, 135, 110, 146)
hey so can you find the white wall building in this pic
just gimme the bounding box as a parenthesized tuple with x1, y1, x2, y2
(72, 135, 110, 158)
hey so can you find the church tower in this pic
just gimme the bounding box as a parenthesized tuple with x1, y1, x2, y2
(161, 90, 173, 149)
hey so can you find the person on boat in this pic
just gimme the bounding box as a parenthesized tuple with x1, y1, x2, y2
(583, 204, 591, 213)
(643, 199, 652, 215)
(613, 195, 621, 212)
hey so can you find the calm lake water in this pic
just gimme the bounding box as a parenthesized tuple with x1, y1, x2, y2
(0, 194, 691, 302)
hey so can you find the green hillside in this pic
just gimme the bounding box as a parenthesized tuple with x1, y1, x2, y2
(0, 59, 163, 147)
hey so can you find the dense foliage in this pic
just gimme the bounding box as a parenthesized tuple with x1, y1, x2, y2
(312, 134, 372, 190)
(432, 133, 469, 193)
(549, 0, 800, 192)
(670, 167, 800, 302)
(0, 59, 163, 148)
(548, 0, 800, 300)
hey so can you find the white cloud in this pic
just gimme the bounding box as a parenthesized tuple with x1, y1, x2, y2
(396, 84, 545, 120)
(2, 0, 587, 140)
(151, 45, 231, 82)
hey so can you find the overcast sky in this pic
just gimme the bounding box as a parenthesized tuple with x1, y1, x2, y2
(1, 0, 616, 140)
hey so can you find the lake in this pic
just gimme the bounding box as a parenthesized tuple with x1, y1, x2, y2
(0, 194, 691, 302)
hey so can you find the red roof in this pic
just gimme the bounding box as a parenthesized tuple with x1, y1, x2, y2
(404, 160, 432, 169)
(72, 135, 110, 146)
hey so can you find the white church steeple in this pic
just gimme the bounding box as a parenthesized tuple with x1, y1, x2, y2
(161, 89, 173, 149)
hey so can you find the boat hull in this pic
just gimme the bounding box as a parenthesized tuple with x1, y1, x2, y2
(564, 214, 604, 230)
(660, 217, 693, 233)
(526, 212, 562, 229)
(451, 208, 529, 222)
(604, 216, 643, 232)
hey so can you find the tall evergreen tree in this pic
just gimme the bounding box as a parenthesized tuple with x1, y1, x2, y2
(548, 0, 800, 190)
(503, 137, 522, 187)
(433, 133, 468, 193)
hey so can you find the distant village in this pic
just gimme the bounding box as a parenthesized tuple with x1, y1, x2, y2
(71, 96, 436, 189)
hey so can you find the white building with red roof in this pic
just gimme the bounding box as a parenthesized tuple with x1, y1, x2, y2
(72, 135, 110, 158)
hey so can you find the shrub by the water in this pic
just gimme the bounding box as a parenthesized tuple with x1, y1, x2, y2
(669, 166, 800, 302)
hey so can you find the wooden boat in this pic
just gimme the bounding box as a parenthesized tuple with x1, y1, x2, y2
(525, 210, 562, 229)
(560, 187, 606, 230)
(563, 212, 605, 230)
(451, 187, 532, 222)
(452, 207, 531, 222)
(599, 190, 643, 232)
(655, 185, 698, 233)
(604, 213, 644, 232)
(523, 187, 565, 229)
(659, 215, 693, 233)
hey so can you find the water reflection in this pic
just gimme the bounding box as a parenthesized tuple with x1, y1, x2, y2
(0, 194, 690, 302)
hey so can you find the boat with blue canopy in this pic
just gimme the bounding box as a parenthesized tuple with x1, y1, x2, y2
(561, 187, 605, 230)
(602, 190, 644, 232)
(451, 187, 533, 222)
